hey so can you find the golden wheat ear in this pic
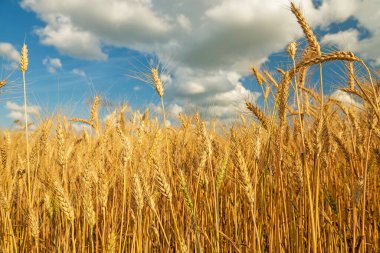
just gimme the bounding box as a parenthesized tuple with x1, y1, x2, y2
(151, 68, 164, 97)
(251, 66, 265, 87)
(245, 101, 270, 130)
(290, 2, 321, 56)
(20, 44, 29, 73)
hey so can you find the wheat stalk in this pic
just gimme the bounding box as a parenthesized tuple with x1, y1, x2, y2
(20, 43, 31, 202)
(52, 180, 75, 221)
(20, 44, 28, 73)
(178, 169, 194, 211)
(340, 87, 364, 99)
(245, 101, 270, 130)
(290, 2, 321, 56)
(105, 230, 117, 253)
(236, 149, 255, 205)
(90, 96, 100, 130)
(98, 169, 109, 213)
(27, 207, 39, 240)
(301, 86, 321, 103)
(251, 66, 265, 86)
(56, 118, 65, 168)
(82, 173, 96, 228)
(264, 70, 279, 89)
(278, 71, 291, 126)
(154, 163, 172, 202)
(132, 174, 144, 212)
(216, 149, 229, 190)
(287, 42, 297, 61)
(151, 68, 164, 98)
(297, 52, 360, 70)
(70, 118, 93, 127)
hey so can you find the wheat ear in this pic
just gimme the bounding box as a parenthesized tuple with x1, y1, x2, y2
(82, 172, 96, 228)
(132, 174, 144, 212)
(27, 207, 39, 240)
(151, 68, 164, 98)
(90, 95, 100, 130)
(296, 52, 360, 70)
(236, 149, 255, 205)
(52, 180, 75, 221)
(245, 101, 270, 130)
(154, 163, 172, 202)
(278, 71, 291, 126)
(264, 71, 279, 89)
(290, 2, 321, 56)
(251, 66, 265, 86)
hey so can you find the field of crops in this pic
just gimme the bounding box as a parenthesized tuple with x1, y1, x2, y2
(0, 2, 379, 253)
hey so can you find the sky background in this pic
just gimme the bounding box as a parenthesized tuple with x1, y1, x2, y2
(0, 0, 379, 128)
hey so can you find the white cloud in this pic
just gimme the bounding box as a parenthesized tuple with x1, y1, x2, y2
(301, 0, 358, 28)
(150, 103, 162, 115)
(71, 68, 86, 77)
(20, 0, 309, 68)
(6, 101, 23, 111)
(34, 15, 107, 60)
(330, 90, 362, 108)
(5, 101, 41, 128)
(7, 111, 23, 121)
(168, 103, 183, 116)
(133, 86, 141, 91)
(20, 0, 378, 119)
(0, 42, 21, 70)
(165, 67, 260, 120)
(6, 101, 41, 116)
(43, 57, 62, 73)
(322, 29, 360, 52)
(0, 43, 20, 62)
(320, 1, 380, 64)
(20, 0, 172, 60)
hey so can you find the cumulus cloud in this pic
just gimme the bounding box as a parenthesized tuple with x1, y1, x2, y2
(35, 15, 107, 60)
(71, 68, 86, 77)
(20, 0, 377, 120)
(168, 103, 183, 116)
(301, 0, 358, 28)
(165, 67, 260, 119)
(6, 101, 41, 116)
(20, 0, 361, 68)
(330, 90, 362, 108)
(8, 111, 24, 121)
(322, 29, 360, 51)
(43, 57, 62, 73)
(20, 0, 172, 60)
(5, 101, 41, 128)
(321, 0, 380, 64)
(0, 42, 20, 69)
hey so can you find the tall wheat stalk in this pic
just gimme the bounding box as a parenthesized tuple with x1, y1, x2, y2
(151, 67, 171, 172)
(20, 43, 31, 201)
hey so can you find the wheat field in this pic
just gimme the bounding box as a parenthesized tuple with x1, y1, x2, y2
(0, 3, 379, 253)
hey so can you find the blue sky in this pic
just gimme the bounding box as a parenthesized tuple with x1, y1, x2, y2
(0, 0, 378, 128)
